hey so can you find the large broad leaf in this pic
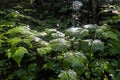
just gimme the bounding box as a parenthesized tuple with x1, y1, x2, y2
(64, 52, 87, 63)
(9, 38, 22, 47)
(23, 38, 32, 47)
(45, 29, 65, 39)
(78, 29, 89, 38)
(38, 39, 49, 46)
(9, 38, 33, 48)
(92, 40, 104, 51)
(37, 46, 51, 56)
(64, 52, 87, 75)
(49, 38, 70, 51)
(0, 20, 15, 26)
(79, 39, 105, 53)
(45, 29, 57, 34)
(78, 39, 92, 51)
(79, 39, 104, 52)
(58, 69, 78, 80)
(107, 40, 120, 54)
(65, 27, 89, 38)
(83, 24, 97, 32)
(7, 26, 33, 37)
(96, 25, 119, 40)
(51, 31, 65, 38)
(38, 32, 47, 37)
(12, 47, 28, 67)
(96, 25, 109, 33)
(102, 31, 119, 41)
(65, 27, 82, 36)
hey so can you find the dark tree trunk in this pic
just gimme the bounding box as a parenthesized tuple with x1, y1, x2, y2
(89, 0, 98, 23)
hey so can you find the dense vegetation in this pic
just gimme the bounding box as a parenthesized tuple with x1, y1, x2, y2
(0, 0, 120, 80)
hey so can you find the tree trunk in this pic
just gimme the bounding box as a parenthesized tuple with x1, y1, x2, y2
(89, 0, 98, 23)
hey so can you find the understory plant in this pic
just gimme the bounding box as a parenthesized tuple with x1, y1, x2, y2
(0, 8, 120, 80)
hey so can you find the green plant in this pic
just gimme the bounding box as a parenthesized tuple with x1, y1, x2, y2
(0, 2, 120, 79)
(1, 21, 120, 80)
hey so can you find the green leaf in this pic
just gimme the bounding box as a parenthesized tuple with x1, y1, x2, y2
(28, 63, 38, 72)
(79, 39, 92, 51)
(27, 63, 38, 79)
(58, 69, 78, 80)
(0, 20, 15, 26)
(65, 27, 89, 38)
(64, 52, 87, 63)
(64, 52, 87, 75)
(51, 31, 65, 38)
(6, 49, 13, 59)
(9, 38, 22, 47)
(6, 11, 22, 18)
(80, 39, 104, 52)
(12, 47, 28, 67)
(6, 69, 27, 80)
(96, 25, 110, 37)
(65, 27, 82, 36)
(38, 32, 47, 37)
(15, 69, 27, 78)
(38, 40, 49, 46)
(78, 29, 89, 38)
(45, 29, 57, 34)
(102, 31, 119, 40)
(46, 29, 65, 38)
(50, 38, 70, 51)
(107, 40, 120, 54)
(23, 38, 32, 47)
(83, 24, 97, 32)
(90, 59, 111, 72)
(92, 39, 104, 51)
(37, 46, 51, 56)
(30, 0, 35, 4)
(7, 26, 33, 37)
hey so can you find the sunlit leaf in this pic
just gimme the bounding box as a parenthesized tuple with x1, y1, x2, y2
(6, 49, 13, 59)
(39, 40, 49, 46)
(46, 29, 65, 38)
(6, 11, 22, 18)
(23, 38, 32, 47)
(7, 26, 33, 37)
(9, 38, 22, 47)
(51, 31, 65, 38)
(58, 69, 78, 80)
(102, 31, 119, 41)
(50, 38, 70, 51)
(12, 47, 28, 67)
(92, 39, 104, 51)
(65, 27, 82, 36)
(83, 24, 97, 32)
(37, 46, 51, 56)
(65, 27, 89, 38)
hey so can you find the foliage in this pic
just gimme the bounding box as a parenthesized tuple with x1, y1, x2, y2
(0, 15, 120, 79)
(0, 0, 120, 80)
